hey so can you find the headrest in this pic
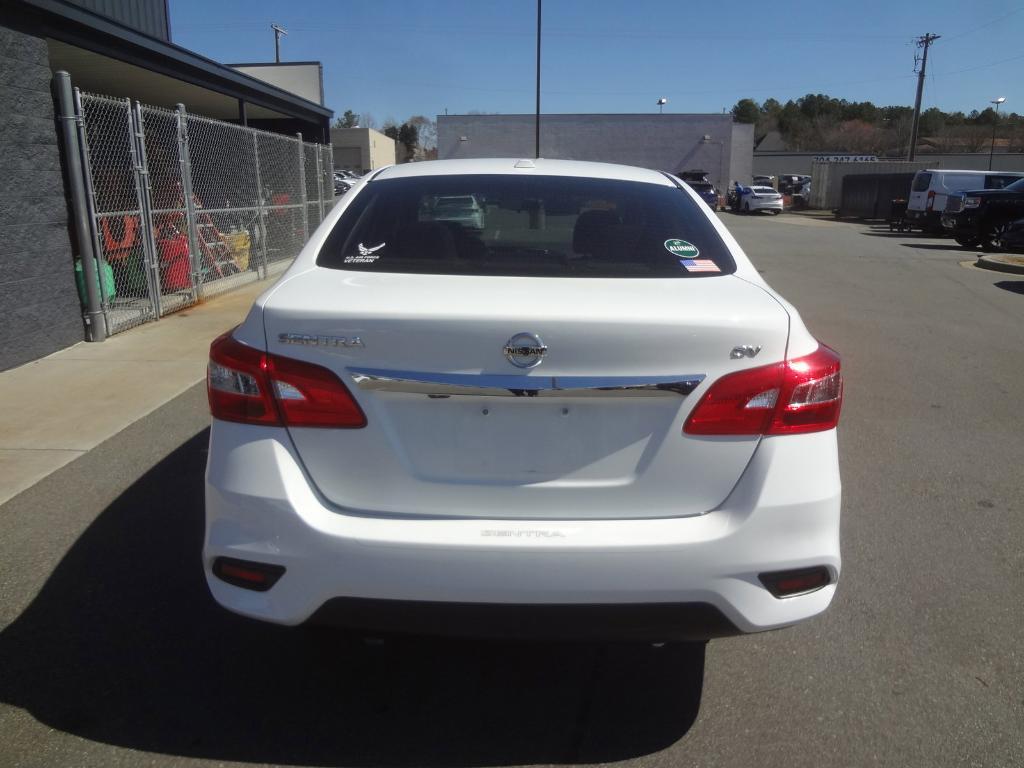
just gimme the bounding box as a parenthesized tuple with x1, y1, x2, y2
(572, 209, 621, 255)
(392, 222, 457, 259)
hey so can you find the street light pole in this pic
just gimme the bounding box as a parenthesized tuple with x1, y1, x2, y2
(534, 0, 541, 159)
(271, 23, 287, 63)
(988, 97, 1005, 171)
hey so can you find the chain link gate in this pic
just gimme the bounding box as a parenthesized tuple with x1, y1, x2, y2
(75, 90, 335, 336)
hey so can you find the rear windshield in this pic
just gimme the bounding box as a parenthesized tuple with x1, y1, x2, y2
(687, 182, 714, 192)
(317, 174, 735, 278)
(911, 172, 932, 192)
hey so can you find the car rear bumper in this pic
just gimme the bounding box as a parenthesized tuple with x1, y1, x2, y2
(307, 597, 739, 640)
(747, 199, 784, 211)
(204, 422, 841, 638)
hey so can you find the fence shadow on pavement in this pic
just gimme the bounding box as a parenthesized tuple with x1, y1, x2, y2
(0, 431, 705, 767)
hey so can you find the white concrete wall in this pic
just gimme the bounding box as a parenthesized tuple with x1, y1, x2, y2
(437, 114, 747, 192)
(330, 127, 396, 173)
(230, 63, 323, 105)
(756, 151, 1024, 177)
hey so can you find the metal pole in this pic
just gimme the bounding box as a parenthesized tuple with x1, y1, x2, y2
(297, 133, 309, 241)
(315, 147, 326, 220)
(272, 24, 287, 64)
(989, 101, 1002, 171)
(252, 131, 269, 279)
(535, 0, 541, 159)
(176, 104, 204, 298)
(54, 72, 106, 341)
(73, 86, 111, 337)
(130, 100, 162, 317)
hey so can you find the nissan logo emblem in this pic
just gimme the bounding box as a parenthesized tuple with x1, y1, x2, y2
(503, 333, 547, 369)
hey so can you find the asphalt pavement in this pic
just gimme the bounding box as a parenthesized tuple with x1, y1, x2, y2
(0, 212, 1021, 767)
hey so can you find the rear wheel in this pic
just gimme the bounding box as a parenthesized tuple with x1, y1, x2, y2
(981, 218, 1010, 252)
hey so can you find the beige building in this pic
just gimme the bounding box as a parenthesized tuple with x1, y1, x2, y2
(330, 127, 396, 173)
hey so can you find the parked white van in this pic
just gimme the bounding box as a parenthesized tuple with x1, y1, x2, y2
(907, 169, 1024, 231)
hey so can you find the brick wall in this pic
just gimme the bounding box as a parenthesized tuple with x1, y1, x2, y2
(0, 23, 84, 371)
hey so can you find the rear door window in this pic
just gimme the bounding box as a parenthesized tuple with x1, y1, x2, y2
(985, 175, 1024, 189)
(942, 174, 983, 191)
(911, 173, 932, 192)
(318, 174, 736, 278)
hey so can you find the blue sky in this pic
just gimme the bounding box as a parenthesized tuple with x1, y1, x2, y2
(169, 0, 1024, 123)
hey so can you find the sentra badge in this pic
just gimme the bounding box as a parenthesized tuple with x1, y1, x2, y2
(279, 333, 364, 348)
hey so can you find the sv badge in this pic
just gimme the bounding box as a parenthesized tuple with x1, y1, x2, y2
(730, 345, 762, 359)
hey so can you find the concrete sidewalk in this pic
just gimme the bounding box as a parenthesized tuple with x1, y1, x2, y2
(0, 279, 273, 507)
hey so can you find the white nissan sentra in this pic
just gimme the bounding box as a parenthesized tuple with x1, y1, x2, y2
(204, 158, 842, 641)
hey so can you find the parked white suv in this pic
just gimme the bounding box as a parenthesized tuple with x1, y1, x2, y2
(907, 169, 1024, 231)
(204, 159, 843, 641)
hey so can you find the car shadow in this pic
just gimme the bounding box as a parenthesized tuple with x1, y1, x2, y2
(899, 243, 974, 252)
(0, 431, 705, 767)
(994, 280, 1024, 295)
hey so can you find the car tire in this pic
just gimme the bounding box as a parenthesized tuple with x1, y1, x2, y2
(954, 235, 979, 248)
(981, 218, 1010, 252)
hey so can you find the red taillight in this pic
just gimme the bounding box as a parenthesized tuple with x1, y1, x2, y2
(759, 566, 831, 597)
(926, 189, 936, 211)
(212, 556, 285, 591)
(683, 343, 843, 436)
(207, 331, 366, 428)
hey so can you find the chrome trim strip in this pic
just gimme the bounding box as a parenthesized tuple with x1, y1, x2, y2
(348, 368, 705, 398)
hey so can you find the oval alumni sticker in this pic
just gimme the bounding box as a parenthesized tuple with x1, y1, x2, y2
(664, 238, 699, 257)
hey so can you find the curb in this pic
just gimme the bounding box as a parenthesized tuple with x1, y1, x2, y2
(976, 255, 1024, 276)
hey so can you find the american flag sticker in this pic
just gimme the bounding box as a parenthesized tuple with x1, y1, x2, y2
(679, 259, 721, 273)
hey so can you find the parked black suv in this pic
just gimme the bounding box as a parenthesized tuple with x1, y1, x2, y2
(942, 176, 1024, 250)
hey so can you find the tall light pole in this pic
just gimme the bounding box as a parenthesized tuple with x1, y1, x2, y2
(271, 23, 287, 63)
(989, 96, 1006, 171)
(534, 0, 541, 159)
(657, 98, 668, 114)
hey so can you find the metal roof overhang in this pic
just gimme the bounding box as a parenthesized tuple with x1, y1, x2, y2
(11, 0, 332, 133)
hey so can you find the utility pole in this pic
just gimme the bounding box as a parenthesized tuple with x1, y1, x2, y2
(271, 23, 288, 63)
(907, 32, 939, 161)
(534, 0, 541, 159)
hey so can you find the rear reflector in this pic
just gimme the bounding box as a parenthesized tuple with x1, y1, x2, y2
(212, 556, 286, 591)
(759, 566, 831, 598)
(207, 331, 367, 428)
(684, 343, 843, 436)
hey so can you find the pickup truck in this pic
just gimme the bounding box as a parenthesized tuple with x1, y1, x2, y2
(942, 176, 1024, 250)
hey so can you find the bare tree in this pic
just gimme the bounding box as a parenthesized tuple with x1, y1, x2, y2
(359, 112, 378, 130)
(407, 115, 437, 158)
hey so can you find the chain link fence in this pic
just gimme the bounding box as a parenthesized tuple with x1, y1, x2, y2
(75, 90, 334, 335)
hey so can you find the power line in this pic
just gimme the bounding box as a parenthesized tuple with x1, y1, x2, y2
(943, 7, 1024, 42)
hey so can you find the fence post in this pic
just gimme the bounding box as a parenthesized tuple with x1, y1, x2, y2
(71, 85, 112, 338)
(54, 73, 106, 342)
(297, 133, 309, 242)
(315, 147, 326, 220)
(127, 99, 162, 317)
(323, 144, 333, 215)
(252, 131, 268, 279)
(175, 103, 204, 299)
